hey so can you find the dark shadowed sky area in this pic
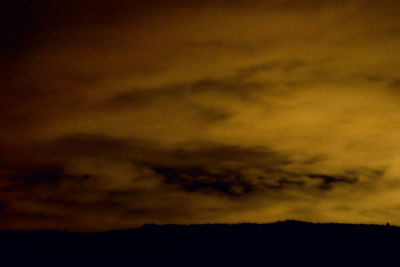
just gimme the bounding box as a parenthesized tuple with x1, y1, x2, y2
(2, 0, 400, 231)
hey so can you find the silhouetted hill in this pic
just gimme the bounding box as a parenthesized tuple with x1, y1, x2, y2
(1, 220, 398, 265)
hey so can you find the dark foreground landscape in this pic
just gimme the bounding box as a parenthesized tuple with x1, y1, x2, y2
(1, 220, 399, 264)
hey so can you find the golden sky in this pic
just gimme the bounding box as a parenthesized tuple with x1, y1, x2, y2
(2, 0, 400, 231)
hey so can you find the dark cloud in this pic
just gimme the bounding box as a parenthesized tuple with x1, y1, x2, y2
(308, 174, 359, 190)
(51, 133, 289, 171)
(7, 165, 68, 186)
(153, 166, 306, 196)
(0, 133, 380, 199)
(362, 75, 387, 83)
(103, 78, 265, 111)
(9, 134, 368, 200)
(236, 59, 306, 79)
(1, 132, 374, 230)
(389, 79, 400, 88)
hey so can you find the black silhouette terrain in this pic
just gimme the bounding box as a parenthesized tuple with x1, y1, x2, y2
(1, 220, 398, 265)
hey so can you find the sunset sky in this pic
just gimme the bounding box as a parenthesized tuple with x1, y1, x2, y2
(2, 0, 400, 231)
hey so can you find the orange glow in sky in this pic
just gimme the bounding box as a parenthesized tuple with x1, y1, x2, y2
(1, 0, 400, 231)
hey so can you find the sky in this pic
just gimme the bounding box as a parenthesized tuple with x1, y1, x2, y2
(2, 0, 400, 231)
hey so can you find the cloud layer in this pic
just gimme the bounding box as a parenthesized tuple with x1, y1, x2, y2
(2, 0, 400, 230)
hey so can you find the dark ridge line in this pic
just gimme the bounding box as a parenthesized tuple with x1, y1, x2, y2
(0, 220, 397, 233)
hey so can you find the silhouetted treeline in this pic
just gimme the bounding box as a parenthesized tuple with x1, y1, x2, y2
(1, 220, 398, 265)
